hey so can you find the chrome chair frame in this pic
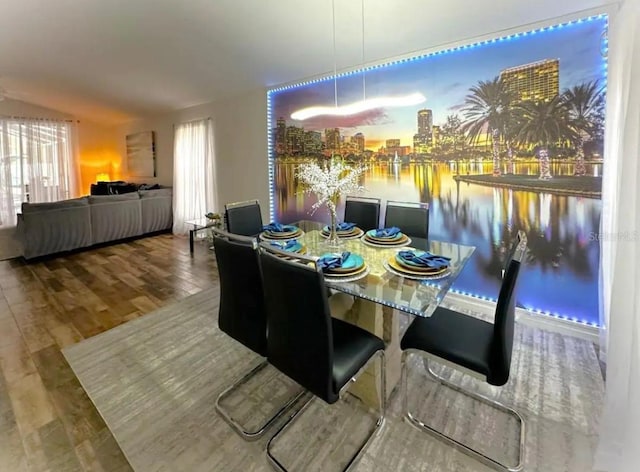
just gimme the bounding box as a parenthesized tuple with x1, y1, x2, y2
(400, 232, 527, 472)
(401, 352, 525, 472)
(258, 247, 386, 472)
(212, 228, 306, 441)
(267, 349, 386, 472)
(215, 360, 308, 440)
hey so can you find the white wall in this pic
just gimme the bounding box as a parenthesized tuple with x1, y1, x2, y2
(116, 88, 269, 219)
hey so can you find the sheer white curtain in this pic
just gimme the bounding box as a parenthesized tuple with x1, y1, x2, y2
(172, 118, 217, 234)
(0, 118, 79, 226)
(595, 1, 640, 471)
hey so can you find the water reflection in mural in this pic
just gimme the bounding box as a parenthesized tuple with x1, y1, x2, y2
(274, 160, 601, 323)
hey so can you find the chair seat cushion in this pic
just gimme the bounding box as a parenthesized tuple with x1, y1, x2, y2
(331, 318, 384, 397)
(401, 307, 493, 377)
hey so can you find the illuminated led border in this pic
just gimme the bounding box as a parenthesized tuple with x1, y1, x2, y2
(447, 288, 601, 327)
(266, 13, 608, 327)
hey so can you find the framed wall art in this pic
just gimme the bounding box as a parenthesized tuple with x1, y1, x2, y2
(126, 130, 156, 177)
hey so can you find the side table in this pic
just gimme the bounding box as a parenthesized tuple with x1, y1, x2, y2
(185, 218, 221, 255)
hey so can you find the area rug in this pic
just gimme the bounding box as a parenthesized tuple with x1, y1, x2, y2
(63, 288, 605, 472)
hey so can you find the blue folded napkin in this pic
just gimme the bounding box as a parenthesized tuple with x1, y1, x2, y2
(317, 251, 351, 271)
(336, 222, 357, 231)
(375, 226, 401, 238)
(263, 222, 286, 232)
(270, 239, 298, 251)
(398, 250, 451, 268)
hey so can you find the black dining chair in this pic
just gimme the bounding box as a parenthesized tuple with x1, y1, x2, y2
(384, 200, 429, 239)
(400, 231, 527, 472)
(211, 229, 305, 440)
(344, 196, 381, 231)
(258, 244, 386, 472)
(224, 199, 263, 236)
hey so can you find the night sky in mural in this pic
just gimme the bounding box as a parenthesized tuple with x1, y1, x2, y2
(268, 15, 608, 325)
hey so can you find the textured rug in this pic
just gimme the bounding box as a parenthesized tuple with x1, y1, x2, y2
(63, 288, 604, 472)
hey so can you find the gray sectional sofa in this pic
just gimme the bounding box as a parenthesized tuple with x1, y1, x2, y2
(16, 188, 172, 260)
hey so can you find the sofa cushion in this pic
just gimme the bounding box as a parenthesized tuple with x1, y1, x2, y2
(139, 188, 172, 233)
(20, 199, 92, 259)
(88, 193, 141, 204)
(89, 193, 142, 245)
(22, 197, 89, 214)
(138, 188, 172, 199)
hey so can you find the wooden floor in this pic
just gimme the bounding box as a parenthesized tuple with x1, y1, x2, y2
(0, 234, 218, 472)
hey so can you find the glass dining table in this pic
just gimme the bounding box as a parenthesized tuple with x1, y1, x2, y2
(263, 220, 476, 406)
(291, 220, 476, 318)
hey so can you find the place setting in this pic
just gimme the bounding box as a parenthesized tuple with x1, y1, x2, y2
(320, 222, 364, 240)
(361, 226, 411, 248)
(316, 251, 369, 283)
(259, 222, 304, 242)
(267, 239, 307, 256)
(383, 249, 452, 280)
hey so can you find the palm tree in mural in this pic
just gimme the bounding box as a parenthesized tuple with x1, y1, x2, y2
(462, 77, 512, 177)
(561, 80, 605, 176)
(514, 96, 577, 180)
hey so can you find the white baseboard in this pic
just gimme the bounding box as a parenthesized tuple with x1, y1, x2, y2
(443, 292, 599, 344)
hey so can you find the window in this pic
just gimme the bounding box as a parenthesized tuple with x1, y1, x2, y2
(172, 118, 218, 234)
(0, 118, 79, 226)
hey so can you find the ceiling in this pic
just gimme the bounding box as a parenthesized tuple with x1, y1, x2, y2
(0, 0, 611, 124)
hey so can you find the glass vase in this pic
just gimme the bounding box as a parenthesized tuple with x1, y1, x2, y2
(325, 208, 342, 249)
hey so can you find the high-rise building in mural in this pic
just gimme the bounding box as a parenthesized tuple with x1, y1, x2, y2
(286, 125, 304, 154)
(352, 133, 365, 153)
(499, 59, 560, 103)
(303, 130, 322, 154)
(417, 109, 433, 135)
(414, 109, 434, 153)
(325, 128, 341, 153)
(275, 117, 286, 154)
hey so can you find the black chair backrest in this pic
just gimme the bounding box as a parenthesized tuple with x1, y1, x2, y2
(489, 232, 526, 386)
(212, 230, 267, 357)
(225, 200, 263, 236)
(384, 201, 429, 239)
(344, 197, 381, 231)
(502, 231, 524, 278)
(259, 248, 335, 403)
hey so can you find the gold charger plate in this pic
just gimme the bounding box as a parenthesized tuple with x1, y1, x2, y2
(387, 256, 448, 276)
(365, 232, 405, 243)
(321, 227, 364, 239)
(324, 263, 368, 278)
(261, 229, 303, 240)
(364, 234, 410, 245)
(394, 255, 449, 273)
(326, 257, 365, 273)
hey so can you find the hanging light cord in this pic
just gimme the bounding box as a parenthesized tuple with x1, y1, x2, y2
(362, 0, 366, 101)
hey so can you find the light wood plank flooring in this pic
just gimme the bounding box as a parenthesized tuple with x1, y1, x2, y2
(0, 234, 218, 471)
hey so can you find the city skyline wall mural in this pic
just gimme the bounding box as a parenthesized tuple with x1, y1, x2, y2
(267, 14, 608, 326)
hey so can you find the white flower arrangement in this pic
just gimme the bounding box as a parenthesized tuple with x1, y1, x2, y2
(297, 157, 365, 216)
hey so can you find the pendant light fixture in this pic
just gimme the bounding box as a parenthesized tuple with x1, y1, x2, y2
(290, 0, 425, 121)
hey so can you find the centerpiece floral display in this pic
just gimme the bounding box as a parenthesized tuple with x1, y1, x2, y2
(297, 157, 365, 247)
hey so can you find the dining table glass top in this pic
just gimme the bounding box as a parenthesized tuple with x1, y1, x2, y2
(288, 220, 476, 318)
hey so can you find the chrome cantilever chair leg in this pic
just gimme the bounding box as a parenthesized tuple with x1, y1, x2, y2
(401, 350, 525, 472)
(215, 359, 307, 441)
(267, 350, 386, 472)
